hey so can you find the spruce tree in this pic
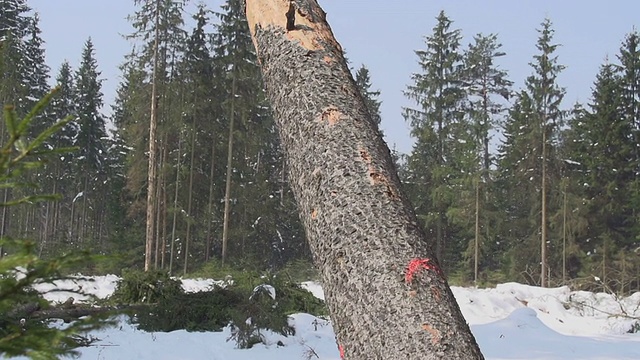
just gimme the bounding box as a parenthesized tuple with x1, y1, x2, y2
(496, 19, 565, 286)
(354, 64, 382, 128)
(213, 0, 287, 266)
(403, 10, 466, 270)
(22, 13, 49, 119)
(616, 31, 640, 244)
(0, 0, 30, 116)
(73, 38, 109, 248)
(462, 33, 512, 282)
(179, 4, 214, 273)
(563, 61, 635, 289)
(126, 0, 187, 270)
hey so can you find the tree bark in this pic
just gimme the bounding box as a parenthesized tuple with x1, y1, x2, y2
(244, 1, 484, 359)
(145, 0, 161, 272)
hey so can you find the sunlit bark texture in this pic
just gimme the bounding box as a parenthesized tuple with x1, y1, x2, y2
(244, 1, 484, 359)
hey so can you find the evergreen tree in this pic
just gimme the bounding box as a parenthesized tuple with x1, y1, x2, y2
(403, 10, 466, 270)
(75, 38, 107, 173)
(462, 33, 512, 282)
(22, 13, 49, 118)
(496, 18, 565, 286)
(72, 38, 109, 248)
(564, 56, 639, 291)
(37, 61, 77, 253)
(354, 64, 382, 128)
(126, 0, 187, 270)
(0, 0, 30, 116)
(179, 3, 214, 273)
(616, 31, 640, 244)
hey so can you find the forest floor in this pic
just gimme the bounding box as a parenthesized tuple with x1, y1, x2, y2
(17, 275, 640, 359)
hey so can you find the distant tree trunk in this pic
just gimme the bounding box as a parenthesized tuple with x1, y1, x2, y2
(244, 1, 484, 359)
(541, 127, 547, 287)
(145, 0, 161, 271)
(205, 141, 216, 262)
(169, 135, 182, 274)
(161, 141, 170, 269)
(221, 74, 237, 265)
(154, 144, 165, 270)
(474, 178, 480, 284)
(184, 126, 197, 275)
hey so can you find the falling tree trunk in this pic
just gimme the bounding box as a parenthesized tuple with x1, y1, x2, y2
(244, 1, 484, 359)
(145, 0, 161, 272)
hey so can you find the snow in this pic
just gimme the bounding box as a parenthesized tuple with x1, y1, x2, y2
(16, 276, 640, 359)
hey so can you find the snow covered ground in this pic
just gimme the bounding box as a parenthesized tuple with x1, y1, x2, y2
(19, 276, 640, 359)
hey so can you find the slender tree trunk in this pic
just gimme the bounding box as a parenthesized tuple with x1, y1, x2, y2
(145, 0, 161, 271)
(474, 178, 480, 284)
(221, 74, 237, 265)
(541, 128, 547, 287)
(161, 142, 169, 268)
(80, 175, 89, 244)
(154, 144, 165, 270)
(562, 181, 567, 284)
(0, 187, 8, 257)
(205, 141, 216, 262)
(184, 126, 197, 275)
(169, 135, 182, 274)
(244, 2, 484, 358)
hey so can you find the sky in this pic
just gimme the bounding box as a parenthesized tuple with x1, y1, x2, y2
(28, 0, 640, 154)
(17, 275, 640, 359)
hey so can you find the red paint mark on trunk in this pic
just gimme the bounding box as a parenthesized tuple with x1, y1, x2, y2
(339, 344, 344, 359)
(405, 258, 440, 284)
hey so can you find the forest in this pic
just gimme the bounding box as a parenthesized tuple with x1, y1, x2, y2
(1, 0, 640, 296)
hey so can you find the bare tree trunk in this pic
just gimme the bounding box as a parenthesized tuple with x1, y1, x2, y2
(205, 141, 216, 262)
(184, 126, 196, 275)
(474, 178, 480, 284)
(0, 187, 8, 257)
(221, 74, 236, 265)
(154, 142, 165, 270)
(541, 128, 547, 287)
(145, 0, 161, 271)
(562, 180, 567, 284)
(161, 142, 169, 269)
(244, 2, 484, 358)
(169, 134, 182, 274)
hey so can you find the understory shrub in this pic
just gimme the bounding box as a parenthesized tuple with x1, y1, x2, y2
(114, 267, 327, 348)
(110, 270, 182, 304)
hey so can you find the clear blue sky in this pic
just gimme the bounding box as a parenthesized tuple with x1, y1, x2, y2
(29, 0, 640, 154)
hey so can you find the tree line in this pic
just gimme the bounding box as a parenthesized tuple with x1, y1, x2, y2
(1, 1, 639, 294)
(401, 11, 640, 293)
